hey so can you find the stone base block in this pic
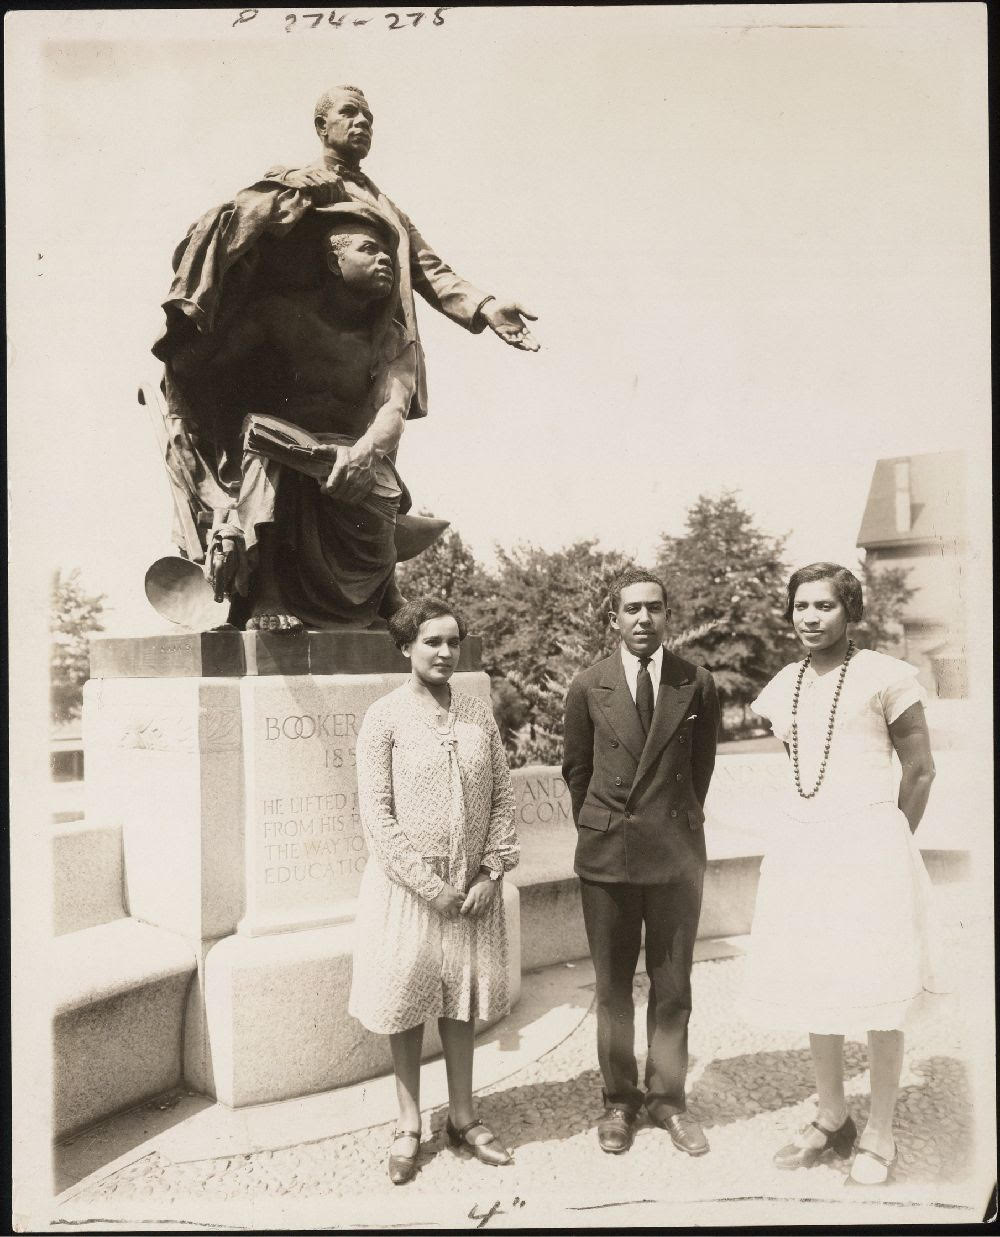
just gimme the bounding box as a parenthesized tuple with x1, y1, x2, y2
(698, 854, 763, 939)
(52, 919, 197, 1137)
(516, 877, 590, 972)
(204, 882, 520, 1107)
(513, 858, 763, 971)
(52, 820, 125, 936)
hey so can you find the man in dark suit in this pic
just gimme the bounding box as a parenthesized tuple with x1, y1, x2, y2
(562, 566, 720, 1155)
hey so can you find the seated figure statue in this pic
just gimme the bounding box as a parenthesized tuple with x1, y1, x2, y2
(161, 201, 419, 631)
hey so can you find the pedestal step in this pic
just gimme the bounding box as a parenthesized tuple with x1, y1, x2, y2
(52, 820, 125, 936)
(204, 882, 521, 1107)
(52, 919, 197, 1138)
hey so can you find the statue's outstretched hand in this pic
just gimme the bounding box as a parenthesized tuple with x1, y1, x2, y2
(321, 440, 378, 505)
(206, 521, 250, 603)
(481, 299, 540, 352)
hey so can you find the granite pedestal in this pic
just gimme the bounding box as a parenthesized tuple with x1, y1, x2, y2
(82, 629, 520, 1106)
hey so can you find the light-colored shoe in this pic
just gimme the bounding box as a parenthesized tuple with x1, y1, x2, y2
(845, 1142, 897, 1187)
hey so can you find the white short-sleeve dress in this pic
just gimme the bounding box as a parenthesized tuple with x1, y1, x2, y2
(348, 685, 519, 1035)
(742, 649, 942, 1036)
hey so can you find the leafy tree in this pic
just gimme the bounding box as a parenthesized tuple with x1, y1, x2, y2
(50, 569, 106, 723)
(855, 557, 915, 652)
(470, 540, 631, 765)
(395, 522, 489, 609)
(655, 491, 794, 706)
(395, 525, 528, 738)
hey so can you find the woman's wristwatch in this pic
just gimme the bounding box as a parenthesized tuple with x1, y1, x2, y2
(479, 863, 503, 884)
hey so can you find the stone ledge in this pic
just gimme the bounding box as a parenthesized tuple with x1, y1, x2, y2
(52, 919, 197, 1016)
(204, 882, 520, 1107)
(89, 631, 483, 679)
(52, 820, 125, 937)
(52, 920, 198, 1140)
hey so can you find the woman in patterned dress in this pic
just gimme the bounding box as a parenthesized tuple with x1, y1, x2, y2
(743, 563, 938, 1186)
(349, 597, 520, 1184)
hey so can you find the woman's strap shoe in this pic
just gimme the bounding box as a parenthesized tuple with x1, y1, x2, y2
(845, 1144, 898, 1187)
(446, 1116, 512, 1166)
(773, 1114, 857, 1169)
(387, 1129, 421, 1185)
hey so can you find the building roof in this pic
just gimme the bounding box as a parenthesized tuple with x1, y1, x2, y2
(856, 451, 966, 549)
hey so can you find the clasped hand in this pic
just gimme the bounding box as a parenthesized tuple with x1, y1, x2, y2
(431, 876, 497, 920)
(206, 521, 250, 603)
(281, 166, 344, 204)
(320, 440, 377, 504)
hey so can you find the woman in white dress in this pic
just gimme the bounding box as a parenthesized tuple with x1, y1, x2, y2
(744, 563, 937, 1186)
(349, 597, 520, 1184)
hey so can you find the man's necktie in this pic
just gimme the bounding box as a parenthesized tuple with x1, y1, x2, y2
(636, 656, 655, 736)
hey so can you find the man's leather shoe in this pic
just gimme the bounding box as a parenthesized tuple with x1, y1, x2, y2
(597, 1106, 636, 1154)
(660, 1111, 709, 1156)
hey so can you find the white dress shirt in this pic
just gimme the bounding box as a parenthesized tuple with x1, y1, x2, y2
(620, 644, 663, 708)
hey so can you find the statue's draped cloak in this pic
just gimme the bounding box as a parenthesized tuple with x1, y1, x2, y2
(153, 171, 482, 627)
(154, 168, 491, 421)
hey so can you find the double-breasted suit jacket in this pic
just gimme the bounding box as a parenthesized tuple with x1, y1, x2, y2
(562, 648, 720, 886)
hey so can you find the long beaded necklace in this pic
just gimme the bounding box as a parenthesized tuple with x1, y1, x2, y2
(790, 639, 855, 799)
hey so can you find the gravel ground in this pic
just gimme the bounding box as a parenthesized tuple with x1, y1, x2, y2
(67, 937, 978, 1217)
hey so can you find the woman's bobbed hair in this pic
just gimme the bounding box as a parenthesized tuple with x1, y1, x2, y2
(387, 596, 468, 649)
(784, 562, 864, 624)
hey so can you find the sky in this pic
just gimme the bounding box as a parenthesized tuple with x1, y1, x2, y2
(6, 4, 991, 639)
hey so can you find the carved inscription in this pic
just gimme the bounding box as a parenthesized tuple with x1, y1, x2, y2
(247, 691, 385, 928)
(260, 789, 366, 885)
(262, 709, 360, 772)
(135, 639, 199, 677)
(511, 769, 572, 829)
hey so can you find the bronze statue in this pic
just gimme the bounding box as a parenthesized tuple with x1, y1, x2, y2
(148, 85, 539, 632)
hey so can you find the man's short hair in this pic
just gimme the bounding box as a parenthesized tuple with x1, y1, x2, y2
(323, 222, 392, 264)
(314, 85, 370, 124)
(608, 565, 669, 613)
(783, 562, 864, 623)
(387, 597, 468, 649)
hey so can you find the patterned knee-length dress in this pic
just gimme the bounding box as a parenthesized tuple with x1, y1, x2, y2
(348, 685, 519, 1034)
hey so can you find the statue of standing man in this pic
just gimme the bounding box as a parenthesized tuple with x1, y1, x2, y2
(149, 85, 539, 632)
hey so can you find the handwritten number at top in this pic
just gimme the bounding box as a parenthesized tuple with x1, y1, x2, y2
(279, 8, 450, 32)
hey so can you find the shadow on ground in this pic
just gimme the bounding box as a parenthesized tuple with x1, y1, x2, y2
(418, 1044, 973, 1188)
(54, 1089, 212, 1195)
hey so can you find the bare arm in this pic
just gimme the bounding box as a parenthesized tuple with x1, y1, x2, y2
(889, 702, 936, 833)
(396, 203, 540, 350)
(322, 343, 417, 503)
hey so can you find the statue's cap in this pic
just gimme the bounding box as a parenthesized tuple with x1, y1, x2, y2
(314, 201, 399, 250)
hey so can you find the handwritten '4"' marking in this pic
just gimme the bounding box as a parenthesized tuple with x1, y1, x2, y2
(468, 1197, 527, 1229)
